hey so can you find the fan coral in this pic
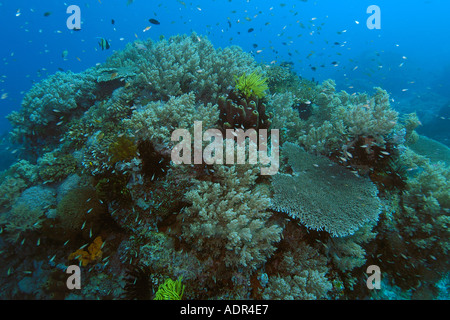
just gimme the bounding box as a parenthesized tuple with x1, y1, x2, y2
(271, 142, 382, 237)
(234, 71, 269, 100)
(0, 176, 27, 209)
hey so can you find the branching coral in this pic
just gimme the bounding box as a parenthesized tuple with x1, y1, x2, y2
(182, 165, 283, 271)
(7, 69, 97, 154)
(37, 151, 78, 183)
(375, 156, 450, 296)
(0, 203, 45, 243)
(263, 243, 331, 300)
(104, 32, 257, 103)
(123, 92, 219, 147)
(296, 80, 399, 157)
(271, 142, 382, 237)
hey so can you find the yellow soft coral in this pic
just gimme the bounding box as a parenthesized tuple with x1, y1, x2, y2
(68, 236, 103, 266)
(234, 71, 268, 99)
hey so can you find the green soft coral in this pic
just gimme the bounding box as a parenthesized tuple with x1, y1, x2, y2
(234, 71, 268, 99)
(154, 276, 185, 300)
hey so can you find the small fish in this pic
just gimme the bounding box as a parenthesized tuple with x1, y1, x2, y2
(149, 18, 160, 25)
(111, 19, 115, 25)
(143, 26, 151, 32)
(248, 28, 254, 33)
(97, 37, 110, 50)
(44, 12, 52, 17)
(134, 42, 147, 51)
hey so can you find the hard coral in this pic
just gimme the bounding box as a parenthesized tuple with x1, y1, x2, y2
(271, 142, 381, 237)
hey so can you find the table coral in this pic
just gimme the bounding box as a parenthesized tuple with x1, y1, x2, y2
(271, 142, 381, 237)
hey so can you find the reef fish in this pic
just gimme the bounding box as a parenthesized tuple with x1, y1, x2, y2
(149, 18, 160, 25)
(98, 37, 110, 50)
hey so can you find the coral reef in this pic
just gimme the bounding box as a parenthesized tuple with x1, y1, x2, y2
(1, 32, 448, 300)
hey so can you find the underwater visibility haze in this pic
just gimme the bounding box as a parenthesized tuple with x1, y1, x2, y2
(0, 0, 449, 301)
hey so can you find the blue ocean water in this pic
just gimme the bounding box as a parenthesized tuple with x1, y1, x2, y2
(0, 0, 449, 301)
